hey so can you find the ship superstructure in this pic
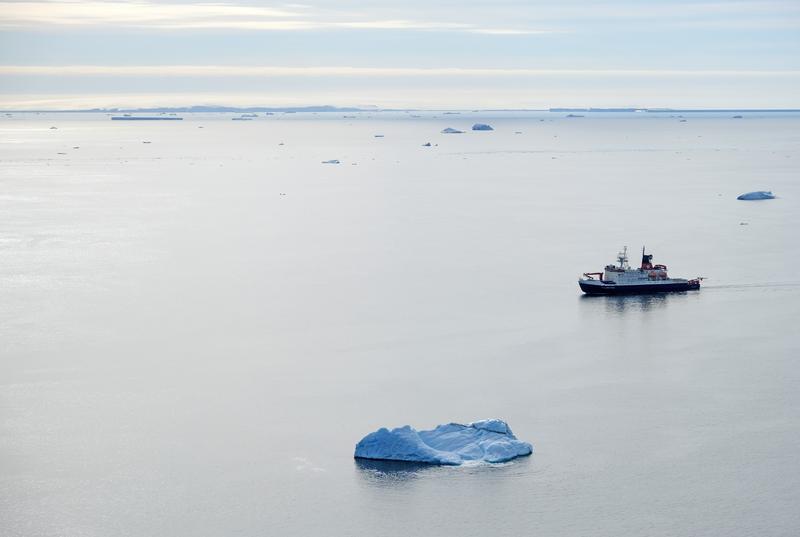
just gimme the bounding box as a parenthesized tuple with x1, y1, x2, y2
(579, 247, 700, 295)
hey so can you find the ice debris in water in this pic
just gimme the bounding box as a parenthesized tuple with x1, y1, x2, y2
(422, 142, 432, 147)
(441, 127, 464, 134)
(321, 159, 341, 164)
(737, 191, 775, 200)
(354, 419, 533, 465)
(471, 123, 494, 131)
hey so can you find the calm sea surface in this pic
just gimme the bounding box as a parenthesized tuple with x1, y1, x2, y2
(1, 112, 799, 536)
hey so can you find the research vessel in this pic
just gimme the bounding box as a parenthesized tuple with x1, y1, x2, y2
(579, 247, 700, 295)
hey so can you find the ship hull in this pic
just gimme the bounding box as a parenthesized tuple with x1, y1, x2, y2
(579, 281, 699, 295)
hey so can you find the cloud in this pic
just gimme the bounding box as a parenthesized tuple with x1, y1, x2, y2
(469, 28, 553, 35)
(1, 0, 797, 33)
(2, 65, 798, 77)
(0, 0, 553, 33)
(0, 1, 295, 26)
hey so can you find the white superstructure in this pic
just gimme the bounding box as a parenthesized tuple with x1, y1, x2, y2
(601, 246, 670, 284)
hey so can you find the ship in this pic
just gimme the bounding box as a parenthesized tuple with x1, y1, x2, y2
(579, 247, 701, 295)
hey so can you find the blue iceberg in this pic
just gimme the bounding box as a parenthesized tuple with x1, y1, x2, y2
(471, 123, 494, 131)
(354, 419, 533, 465)
(441, 127, 464, 134)
(321, 159, 341, 164)
(737, 191, 775, 200)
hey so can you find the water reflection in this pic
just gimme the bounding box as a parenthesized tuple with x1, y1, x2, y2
(579, 292, 687, 314)
(354, 457, 533, 488)
(354, 458, 441, 486)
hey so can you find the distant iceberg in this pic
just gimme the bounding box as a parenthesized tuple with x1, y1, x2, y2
(354, 419, 533, 465)
(321, 159, 341, 164)
(441, 127, 464, 134)
(471, 123, 494, 131)
(737, 191, 775, 200)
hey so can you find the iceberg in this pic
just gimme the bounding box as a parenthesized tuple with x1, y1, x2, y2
(737, 191, 775, 200)
(354, 419, 533, 465)
(471, 123, 494, 131)
(321, 159, 341, 164)
(441, 127, 464, 134)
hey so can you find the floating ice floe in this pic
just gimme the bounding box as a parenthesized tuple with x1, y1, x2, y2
(422, 142, 432, 147)
(471, 123, 494, 131)
(354, 419, 533, 465)
(321, 159, 341, 164)
(441, 127, 464, 134)
(737, 191, 775, 200)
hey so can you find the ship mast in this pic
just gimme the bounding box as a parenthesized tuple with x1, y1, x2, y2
(617, 246, 628, 269)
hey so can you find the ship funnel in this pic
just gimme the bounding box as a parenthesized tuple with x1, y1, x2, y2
(641, 246, 653, 270)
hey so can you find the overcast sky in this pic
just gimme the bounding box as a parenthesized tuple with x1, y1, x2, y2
(1, 0, 798, 109)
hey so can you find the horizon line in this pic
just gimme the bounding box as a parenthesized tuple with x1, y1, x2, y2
(3, 65, 800, 78)
(3, 106, 800, 113)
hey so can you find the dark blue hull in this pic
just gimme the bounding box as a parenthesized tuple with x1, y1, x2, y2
(579, 281, 700, 295)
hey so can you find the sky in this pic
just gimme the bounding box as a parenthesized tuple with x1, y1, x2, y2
(0, 0, 799, 109)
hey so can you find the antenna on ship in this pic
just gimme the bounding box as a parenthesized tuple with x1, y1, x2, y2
(617, 246, 628, 269)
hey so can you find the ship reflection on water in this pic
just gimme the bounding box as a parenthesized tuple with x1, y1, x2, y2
(579, 292, 687, 314)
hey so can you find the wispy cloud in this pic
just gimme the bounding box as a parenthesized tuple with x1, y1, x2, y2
(0, 0, 552, 33)
(3, 0, 795, 33)
(2, 65, 798, 77)
(469, 28, 548, 35)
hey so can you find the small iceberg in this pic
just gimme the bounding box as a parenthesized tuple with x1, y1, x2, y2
(422, 142, 432, 147)
(441, 127, 464, 134)
(472, 123, 494, 131)
(321, 159, 341, 164)
(354, 419, 533, 465)
(737, 191, 775, 200)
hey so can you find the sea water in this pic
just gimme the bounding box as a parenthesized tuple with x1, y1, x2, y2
(1, 111, 799, 536)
